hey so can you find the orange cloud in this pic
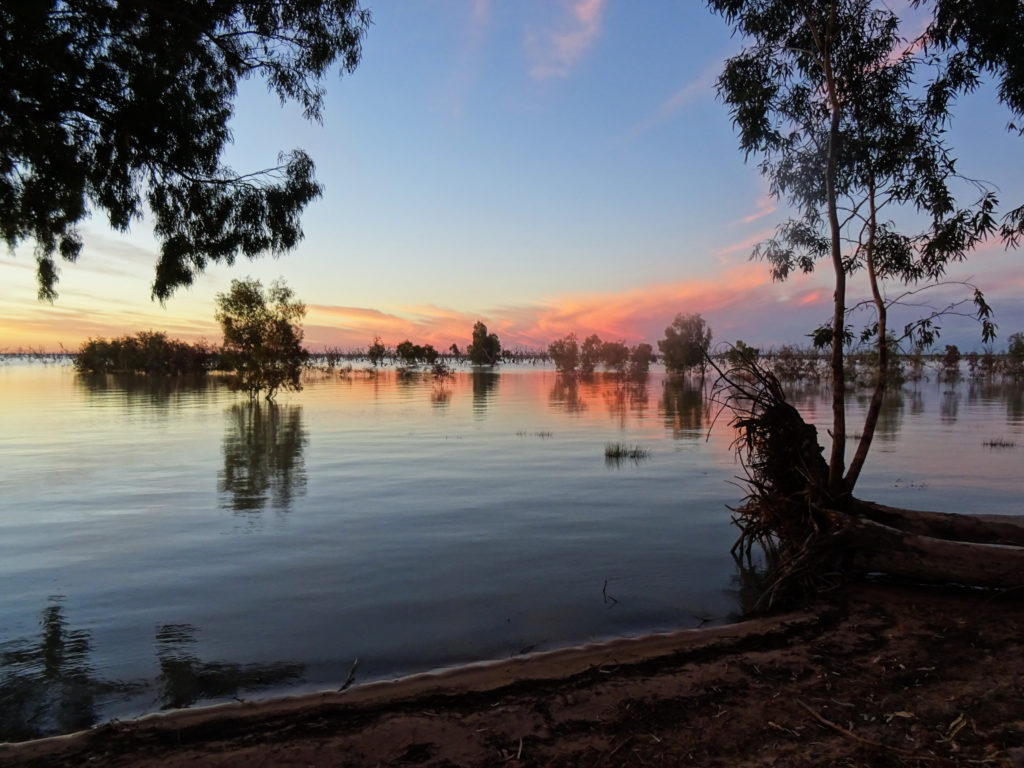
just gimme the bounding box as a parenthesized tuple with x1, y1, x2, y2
(299, 262, 793, 352)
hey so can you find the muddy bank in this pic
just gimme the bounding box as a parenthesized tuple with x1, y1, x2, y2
(3, 581, 1023, 767)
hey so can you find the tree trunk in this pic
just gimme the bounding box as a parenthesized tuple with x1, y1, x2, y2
(843, 513, 1024, 590)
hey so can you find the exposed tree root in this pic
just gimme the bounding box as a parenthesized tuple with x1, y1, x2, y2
(712, 356, 1024, 610)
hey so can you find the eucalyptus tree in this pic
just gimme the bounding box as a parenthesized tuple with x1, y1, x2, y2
(1, 1, 370, 301)
(913, 0, 1024, 247)
(216, 278, 308, 401)
(709, 0, 998, 500)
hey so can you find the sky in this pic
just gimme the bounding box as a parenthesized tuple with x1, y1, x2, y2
(2, 0, 1022, 353)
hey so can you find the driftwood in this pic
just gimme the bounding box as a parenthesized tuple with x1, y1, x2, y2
(715, 359, 1024, 607)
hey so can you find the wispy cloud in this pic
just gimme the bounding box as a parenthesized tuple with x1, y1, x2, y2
(443, 0, 492, 116)
(735, 196, 777, 225)
(714, 228, 775, 262)
(632, 60, 720, 135)
(525, 0, 605, 80)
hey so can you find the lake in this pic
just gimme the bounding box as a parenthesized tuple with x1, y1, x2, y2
(1, 359, 1021, 740)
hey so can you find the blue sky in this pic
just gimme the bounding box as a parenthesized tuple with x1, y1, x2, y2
(2, 0, 1021, 352)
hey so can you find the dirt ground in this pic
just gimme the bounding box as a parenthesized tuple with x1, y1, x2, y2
(3, 581, 1023, 767)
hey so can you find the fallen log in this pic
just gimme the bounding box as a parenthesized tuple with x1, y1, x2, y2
(843, 514, 1024, 590)
(856, 500, 1024, 547)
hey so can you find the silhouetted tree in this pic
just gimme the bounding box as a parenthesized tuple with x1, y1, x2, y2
(579, 334, 603, 376)
(600, 341, 631, 374)
(74, 331, 216, 375)
(658, 313, 712, 376)
(395, 340, 438, 367)
(628, 342, 655, 379)
(215, 278, 307, 400)
(1, 2, 370, 301)
(467, 321, 501, 365)
(1006, 332, 1024, 380)
(548, 333, 580, 374)
(366, 336, 387, 367)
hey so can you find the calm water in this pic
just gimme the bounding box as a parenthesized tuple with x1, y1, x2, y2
(1, 361, 1021, 740)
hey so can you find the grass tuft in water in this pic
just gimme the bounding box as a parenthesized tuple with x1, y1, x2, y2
(982, 438, 1016, 448)
(604, 442, 650, 465)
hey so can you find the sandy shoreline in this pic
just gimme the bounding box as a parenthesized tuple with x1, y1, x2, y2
(3, 581, 1022, 766)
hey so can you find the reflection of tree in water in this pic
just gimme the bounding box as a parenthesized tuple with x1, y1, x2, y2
(219, 403, 307, 513)
(549, 374, 587, 414)
(661, 378, 705, 438)
(852, 390, 904, 443)
(471, 370, 500, 416)
(431, 382, 451, 407)
(0, 598, 142, 741)
(939, 387, 960, 425)
(77, 373, 217, 411)
(1006, 384, 1024, 425)
(602, 380, 650, 426)
(155, 624, 304, 710)
(967, 381, 1024, 424)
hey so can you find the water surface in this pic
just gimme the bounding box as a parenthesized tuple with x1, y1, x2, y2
(1, 361, 1020, 739)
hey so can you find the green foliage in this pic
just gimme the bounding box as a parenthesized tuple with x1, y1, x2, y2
(548, 333, 580, 374)
(467, 321, 501, 366)
(1, 2, 370, 301)
(215, 278, 308, 400)
(579, 334, 603, 376)
(74, 331, 216, 375)
(912, 0, 1024, 246)
(658, 313, 712, 375)
(366, 336, 387, 367)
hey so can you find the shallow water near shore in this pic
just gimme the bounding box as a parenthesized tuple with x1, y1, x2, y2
(1, 360, 1021, 740)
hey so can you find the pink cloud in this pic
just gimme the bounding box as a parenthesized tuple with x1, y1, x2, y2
(714, 228, 775, 261)
(526, 0, 605, 80)
(737, 196, 777, 224)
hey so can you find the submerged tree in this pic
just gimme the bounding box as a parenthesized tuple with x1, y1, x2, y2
(658, 313, 712, 377)
(1, 1, 370, 301)
(548, 333, 580, 374)
(366, 336, 387, 367)
(467, 321, 501, 366)
(215, 278, 308, 400)
(579, 334, 603, 377)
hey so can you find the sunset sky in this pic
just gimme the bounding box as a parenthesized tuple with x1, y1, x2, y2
(2, 1, 1022, 353)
